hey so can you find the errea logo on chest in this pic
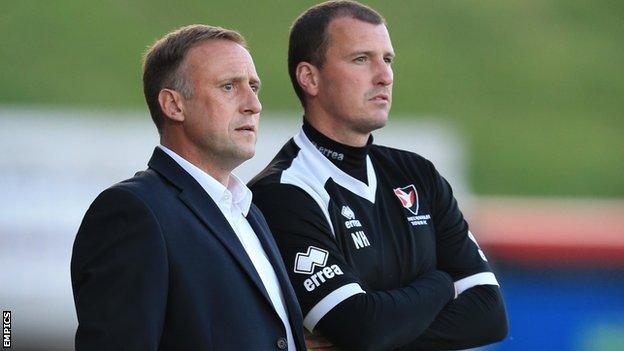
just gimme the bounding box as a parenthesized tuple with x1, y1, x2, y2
(393, 184, 431, 226)
(341, 205, 361, 228)
(341, 205, 370, 249)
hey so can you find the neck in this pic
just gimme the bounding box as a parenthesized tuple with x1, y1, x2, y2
(160, 138, 233, 187)
(304, 104, 371, 147)
(302, 119, 371, 184)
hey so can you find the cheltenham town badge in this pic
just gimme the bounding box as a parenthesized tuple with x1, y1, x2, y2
(393, 184, 419, 215)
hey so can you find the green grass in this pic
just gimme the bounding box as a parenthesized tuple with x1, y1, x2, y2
(2, 1, 622, 197)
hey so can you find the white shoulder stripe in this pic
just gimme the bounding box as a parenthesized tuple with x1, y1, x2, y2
(303, 283, 366, 332)
(280, 147, 335, 235)
(454, 272, 499, 295)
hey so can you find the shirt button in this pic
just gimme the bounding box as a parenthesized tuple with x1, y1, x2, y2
(276, 337, 287, 350)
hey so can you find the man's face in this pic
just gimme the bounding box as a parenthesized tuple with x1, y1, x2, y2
(180, 39, 261, 168)
(316, 17, 394, 135)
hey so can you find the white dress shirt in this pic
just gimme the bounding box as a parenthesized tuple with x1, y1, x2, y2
(159, 145, 296, 351)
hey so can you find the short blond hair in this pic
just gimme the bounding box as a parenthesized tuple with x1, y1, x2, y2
(142, 24, 246, 132)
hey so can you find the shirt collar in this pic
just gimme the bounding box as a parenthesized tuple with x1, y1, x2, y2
(301, 119, 372, 184)
(302, 119, 373, 166)
(227, 172, 253, 216)
(158, 145, 252, 216)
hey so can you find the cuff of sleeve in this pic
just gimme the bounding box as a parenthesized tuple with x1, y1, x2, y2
(303, 283, 365, 332)
(454, 272, 499, 295)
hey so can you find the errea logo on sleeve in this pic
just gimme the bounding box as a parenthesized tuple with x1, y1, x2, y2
(294, 246, 344, 292)
(294, 246, 329, 274)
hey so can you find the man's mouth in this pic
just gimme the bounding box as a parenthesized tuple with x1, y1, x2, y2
(369, 93, 389, 102)
(235, 124, 256, 133)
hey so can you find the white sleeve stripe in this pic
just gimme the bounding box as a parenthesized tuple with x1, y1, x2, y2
(303, 283, 366, 332)
(454, 272, 499, 295)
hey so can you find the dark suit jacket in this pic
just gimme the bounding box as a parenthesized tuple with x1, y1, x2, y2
(71, 147, 305, 350)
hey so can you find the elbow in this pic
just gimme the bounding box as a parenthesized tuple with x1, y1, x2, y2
(489, 302, 509, 342)
(479, 312, 508, 346)
(459, 285, 509, 347)
(481, 287, 509, 344)
(496, 322, 509, 342)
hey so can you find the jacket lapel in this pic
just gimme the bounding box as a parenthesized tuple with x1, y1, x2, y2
(147, 148, 274, 308)
(247, 205, 305, 347)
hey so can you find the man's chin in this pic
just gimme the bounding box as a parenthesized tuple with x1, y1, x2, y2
(361, 113, 388, 133)
(236, 148, 256, 163)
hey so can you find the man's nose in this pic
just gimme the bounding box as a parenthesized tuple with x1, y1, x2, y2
(242, 86, 262, 115)
(374, 60, 393, 87)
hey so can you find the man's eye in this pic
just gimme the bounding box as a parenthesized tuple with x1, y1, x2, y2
(251, 84, 260, 93)
(384, 57, 394, 64)
(223, 83, 234, 91)
(354, 56, 367, 63)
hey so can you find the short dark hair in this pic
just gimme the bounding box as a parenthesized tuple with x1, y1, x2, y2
(142, 24, 246, 132)
(288, 1, 385, 107)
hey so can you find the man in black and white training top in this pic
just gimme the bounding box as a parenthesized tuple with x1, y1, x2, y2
(249, 1, 508, 350)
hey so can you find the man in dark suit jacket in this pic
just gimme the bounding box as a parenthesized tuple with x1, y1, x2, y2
(71, 24, 305, 350)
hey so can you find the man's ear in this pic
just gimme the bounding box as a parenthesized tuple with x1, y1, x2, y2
(296, 62, 320, 97)
(158, 89, 186, 122)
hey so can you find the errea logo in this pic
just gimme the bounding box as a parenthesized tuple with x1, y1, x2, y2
(341, 205, 355, 220)
(341, 205, 362, 229)
(293, 246, 344, 292)
(341, 205, 370, 249)
(294, 246, 328, 274)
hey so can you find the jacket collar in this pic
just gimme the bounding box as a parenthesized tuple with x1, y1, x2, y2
(156, 145, 252, 216)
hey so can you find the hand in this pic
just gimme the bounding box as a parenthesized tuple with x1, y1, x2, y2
(305, 329, 339, 350)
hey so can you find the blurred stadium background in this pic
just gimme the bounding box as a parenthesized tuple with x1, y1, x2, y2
(1, 1, 622, 350)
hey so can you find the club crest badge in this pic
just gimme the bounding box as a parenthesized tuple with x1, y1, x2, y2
(393, 184, 419, 215)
